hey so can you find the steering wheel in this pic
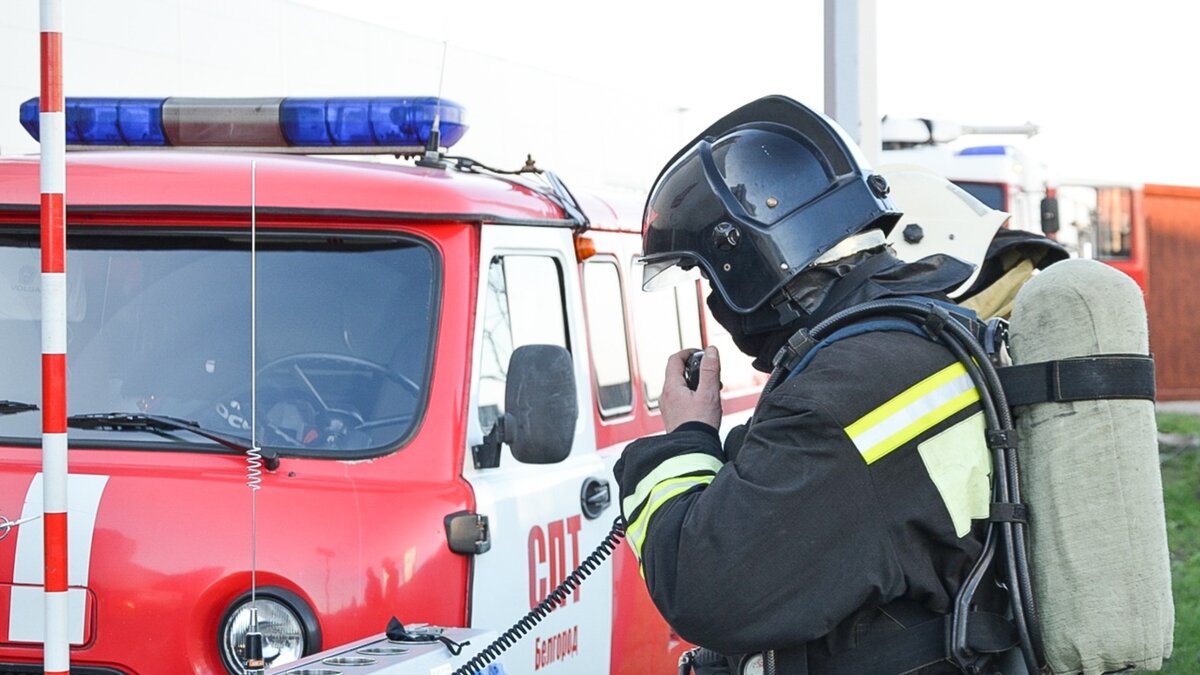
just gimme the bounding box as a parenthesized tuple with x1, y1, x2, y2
(253, 352, 420, 447)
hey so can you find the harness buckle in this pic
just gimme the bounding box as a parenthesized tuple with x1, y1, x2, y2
(771, 328, 818, 373)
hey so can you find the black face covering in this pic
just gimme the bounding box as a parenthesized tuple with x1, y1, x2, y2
(706, 289, 793, 371)
(706, 249, 973, 372)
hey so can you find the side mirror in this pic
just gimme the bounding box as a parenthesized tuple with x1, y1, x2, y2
(472, 345, 578, 468)
(1040, 196, 1060, 234)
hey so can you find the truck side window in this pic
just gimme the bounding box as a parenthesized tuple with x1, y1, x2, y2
(700, 288, 761, 394)
(631, 263, 703, 408)
(582, 259, 633, 417)
(477, 254, 569, 432)
(1059, 185, 1134, 260)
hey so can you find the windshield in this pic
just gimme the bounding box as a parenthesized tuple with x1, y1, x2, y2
(953, 181, 1007, 211)
(0, 229, 438, 456)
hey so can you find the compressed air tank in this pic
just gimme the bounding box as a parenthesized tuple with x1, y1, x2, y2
(1008, 259, 1173, 674)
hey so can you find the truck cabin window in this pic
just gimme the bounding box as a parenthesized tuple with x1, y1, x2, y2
(583, 259, 633, 417)
(1057, 185, 1134, 260)
(476, 254, 569, 434)
(0, 231, 438, 457)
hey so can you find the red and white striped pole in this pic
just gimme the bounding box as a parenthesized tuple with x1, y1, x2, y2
(39, 0, 70, 673)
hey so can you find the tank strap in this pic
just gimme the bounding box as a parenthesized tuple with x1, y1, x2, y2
(997, 354, 1156, 407)
(803, 611, 1017, 675)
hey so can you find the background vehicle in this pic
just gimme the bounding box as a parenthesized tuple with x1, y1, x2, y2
(0, 97, 762, 674)
(880, 116, 1200, 400)
(880, 116, 1149, 291)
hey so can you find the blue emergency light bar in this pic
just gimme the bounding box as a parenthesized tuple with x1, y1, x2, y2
(19, 96, 467, 152)
(957, 145, 1011, 157)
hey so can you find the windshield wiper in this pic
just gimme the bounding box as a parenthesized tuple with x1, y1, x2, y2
(66, 412, 279, 468)
(1, 400, 39, 416)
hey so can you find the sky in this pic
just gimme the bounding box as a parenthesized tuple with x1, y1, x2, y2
(0, 0, 1196, 193)
(291, 0, 1200, 188)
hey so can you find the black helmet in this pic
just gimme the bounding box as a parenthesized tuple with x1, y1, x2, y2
(641, 95, 900, 314)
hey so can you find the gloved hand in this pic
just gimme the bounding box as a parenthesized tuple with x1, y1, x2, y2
(660, 346, 723, 432)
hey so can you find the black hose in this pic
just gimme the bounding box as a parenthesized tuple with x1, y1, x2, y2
(941, 317, 1044, 667)
(952, 519, 998, 667)
(939, 327, 1037, 673)
(761, 365, 788, 397)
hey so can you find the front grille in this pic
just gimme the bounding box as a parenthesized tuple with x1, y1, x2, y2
(0, 665, 127, 675)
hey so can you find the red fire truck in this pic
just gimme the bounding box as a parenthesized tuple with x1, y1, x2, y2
(0, 96, 763, 674)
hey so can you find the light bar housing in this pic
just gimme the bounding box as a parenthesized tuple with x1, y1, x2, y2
(19, 96, 467, 153)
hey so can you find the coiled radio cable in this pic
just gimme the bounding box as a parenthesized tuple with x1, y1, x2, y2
(452, 516, 626, 675)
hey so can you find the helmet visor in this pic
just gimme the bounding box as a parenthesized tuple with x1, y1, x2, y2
(640, 256, 702, 292)
(640, 132, 816, 307)
(642, 128, 879, 313)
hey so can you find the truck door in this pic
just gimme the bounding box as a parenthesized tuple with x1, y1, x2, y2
(463, 224, 614, 675)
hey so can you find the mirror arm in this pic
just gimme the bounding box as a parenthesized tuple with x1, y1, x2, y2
(471, 413, 510, 470)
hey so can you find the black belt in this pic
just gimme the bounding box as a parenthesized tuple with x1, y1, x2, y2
(778, 611, 1016, 675)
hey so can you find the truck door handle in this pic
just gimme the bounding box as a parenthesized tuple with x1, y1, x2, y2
(580, 477, 611, 520)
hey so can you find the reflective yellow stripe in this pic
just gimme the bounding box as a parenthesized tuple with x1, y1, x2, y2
(846, 363, 979, 465)
(627, 475, 714, 559)
(860, 388, 979, 463)
(621, 452, 723, 518)
(846, 363, 968, 438)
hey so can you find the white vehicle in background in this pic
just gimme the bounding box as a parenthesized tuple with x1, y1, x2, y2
(879, 116, 1148, 292)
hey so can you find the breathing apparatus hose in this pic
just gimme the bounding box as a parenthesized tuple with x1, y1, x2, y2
(936, 306, 1044, 668)
(760, 361, 790, 398)
(799, 298, 1042, 674)
(937, 323, 1039, 672)
(450, 516, 626, 675)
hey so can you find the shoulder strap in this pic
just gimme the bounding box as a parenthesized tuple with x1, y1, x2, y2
(771, 295, 977, 384)
(756, 314, 933, 417)
(781, 318, 928, 384)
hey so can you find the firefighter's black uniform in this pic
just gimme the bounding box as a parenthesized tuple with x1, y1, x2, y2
(614, 256, 995, 673)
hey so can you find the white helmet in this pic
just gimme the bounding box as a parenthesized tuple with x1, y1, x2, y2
(881, 164, 1009, 297)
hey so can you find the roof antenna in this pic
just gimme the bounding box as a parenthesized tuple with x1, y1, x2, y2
(242, 159, 267, 675)
(416, 40, 449, 169)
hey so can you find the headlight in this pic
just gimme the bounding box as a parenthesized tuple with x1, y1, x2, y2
(218, 592, 309, 673)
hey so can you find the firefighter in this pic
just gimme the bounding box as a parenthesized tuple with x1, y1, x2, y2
(614, 95, 1013, 674)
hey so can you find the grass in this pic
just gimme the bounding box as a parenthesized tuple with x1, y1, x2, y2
(1157, 411, 1200, 437)
(1158, 413, 1200, 674)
